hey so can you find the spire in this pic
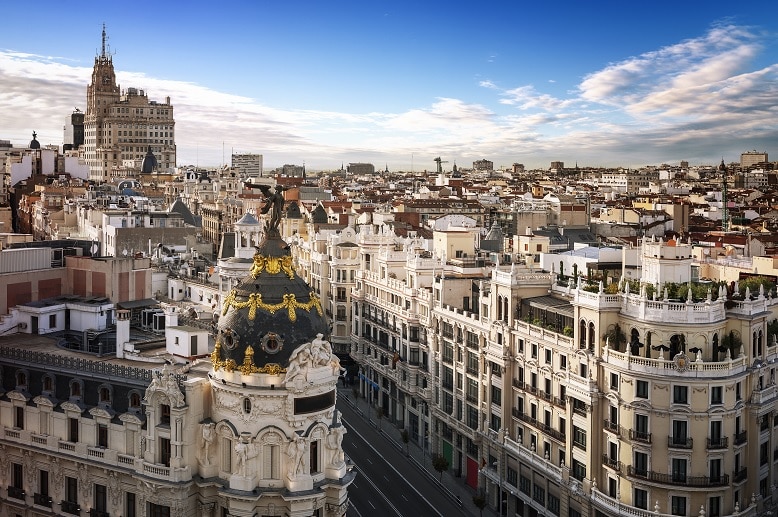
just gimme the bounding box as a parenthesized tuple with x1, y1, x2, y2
(101, 23, 107, 58)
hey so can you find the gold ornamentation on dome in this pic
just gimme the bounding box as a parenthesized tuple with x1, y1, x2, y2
(250, 254, 296, 280)
(239, 345, 260, 374)
(210, 341, 238, 372)
(259, 363, 284, 375)
(222, 290, 323, 323)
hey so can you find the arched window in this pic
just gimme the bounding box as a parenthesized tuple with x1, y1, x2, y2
(129, 392, 141, 409)
(243, 397, 251, 414)
(43, 375, 53, 393)
(99, 386, 111, 404)
(16, 371, 27, 387)
(497, 296, 503, 322)
(588, 322, 596, 348)
(70, 380, 82, 398)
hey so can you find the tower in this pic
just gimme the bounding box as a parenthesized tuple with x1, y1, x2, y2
(83, 25, 176, 181)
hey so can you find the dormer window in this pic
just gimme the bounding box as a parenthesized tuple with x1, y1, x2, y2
(16, 371, 27, 388)
(43, 376, 53, 393)
(70, 380, 82, 399)
(129, 392, 141, 409)
(99, 386, 111, 404)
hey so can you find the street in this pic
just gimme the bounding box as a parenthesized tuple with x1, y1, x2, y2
(338, 395, 470, 517)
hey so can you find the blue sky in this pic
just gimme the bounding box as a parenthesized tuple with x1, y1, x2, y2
(1, 1, 777, 171)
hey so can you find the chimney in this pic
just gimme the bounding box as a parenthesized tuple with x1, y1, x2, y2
(116, 309, 131, 359)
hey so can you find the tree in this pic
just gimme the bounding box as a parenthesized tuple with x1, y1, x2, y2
(472, 494, 487, 517)
(400, 429, 410, 456)
(604, 323, 627, 352)
(721, 331, 742, 360)
(432, 454, 449, 481)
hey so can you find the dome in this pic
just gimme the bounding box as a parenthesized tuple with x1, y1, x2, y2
(141, 146, 158, 173)
(29, 131, 40, 149)
(212, 230, 328, 375)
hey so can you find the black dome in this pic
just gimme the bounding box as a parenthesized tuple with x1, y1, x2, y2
(141, 146, 158, 173)
(213, 230, 328, 373)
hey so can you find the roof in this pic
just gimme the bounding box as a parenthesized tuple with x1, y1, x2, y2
(117, 298, 159, 310)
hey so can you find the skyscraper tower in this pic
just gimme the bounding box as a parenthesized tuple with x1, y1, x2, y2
(84, 25, 176, 181)
(720, 158, 730, 232)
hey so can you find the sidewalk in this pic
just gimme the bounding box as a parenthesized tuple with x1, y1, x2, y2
(337, 387, 497, 517)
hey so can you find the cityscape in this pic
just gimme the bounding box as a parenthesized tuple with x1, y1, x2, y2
(2, 11, 778, 517)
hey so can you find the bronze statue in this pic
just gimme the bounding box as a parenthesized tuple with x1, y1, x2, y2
(244, 182, 288, 231)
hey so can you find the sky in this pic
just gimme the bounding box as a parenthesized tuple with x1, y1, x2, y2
(1, 1, 777, 171)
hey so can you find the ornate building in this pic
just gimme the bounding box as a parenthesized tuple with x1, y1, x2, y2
(84, 26, 176, 181)
(0, 205, 353, 516)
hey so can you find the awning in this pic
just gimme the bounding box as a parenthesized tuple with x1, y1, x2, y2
(117, 298, 159, 310)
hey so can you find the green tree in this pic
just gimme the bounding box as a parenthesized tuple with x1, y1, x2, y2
(721, 331, 742, 360)
(604, 323, 627, 352)
(432, 454, 450, 481)
(472, 494, 487, 517)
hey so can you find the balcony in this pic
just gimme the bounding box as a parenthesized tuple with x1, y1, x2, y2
(602, 454, 621, 472)
(734, 467, 747, 483)
(734, 430, 747, 446)
(7, 486, 25, 500)
(552, 396, 567, 409)
(62, 500, 81, 515)
(603, 420, 620, 436)
(627, 466, 729, 487)
(34, 493, 53, 507)
(629, 429, 652, 444)
(667, 435, 693, 449)
(706, 436, 728, 450)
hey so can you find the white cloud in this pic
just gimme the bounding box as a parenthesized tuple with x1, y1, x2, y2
(1, 22, 777, 170)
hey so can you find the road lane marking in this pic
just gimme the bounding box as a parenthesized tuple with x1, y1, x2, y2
(352, 464, 402, 517)
(369, 501, 376, 510)
(344, 418, 445, 517)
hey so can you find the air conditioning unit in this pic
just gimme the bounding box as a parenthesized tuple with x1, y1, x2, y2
(18, 322, 28, 329)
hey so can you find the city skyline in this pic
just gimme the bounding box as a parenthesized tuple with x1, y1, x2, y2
(1, 1, 777, 171)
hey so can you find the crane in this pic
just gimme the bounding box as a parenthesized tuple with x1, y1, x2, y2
(433, 157, 449, 174)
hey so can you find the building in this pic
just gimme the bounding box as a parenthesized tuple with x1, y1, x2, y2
(231, 153, 263, 177)
(63, 110, 85, 151)
(474, 159, 494, 172)
(0, 211, 353, 516)
(346, 163, 375, 176)
(741, 150, 769, 169)
(84, 26, 176, 181)
(348, 219, 772, 516)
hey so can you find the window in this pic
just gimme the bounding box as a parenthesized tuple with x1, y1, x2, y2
(97, 424, 108, 448)
(573, 426, 586, 450)
(65, 476, 78, 503)
(636, 380, 649, 398)
(634, 488, 648, 509)
(491, 385, 502, 407)
(545, 349, 552, 364)
(99, 387, 111, 404)
(159, 437, 171, 466)
(671, 495, 687, 516)
(673, 385, 688, 404)
(43, 375, 53, 393)
(711, 386, 723, 405)
(94, 483, 107, 512)
(69, 418, 79, 442)
(309, 439, 319, 473)
(709, 496, 721, 517)
(15, 406, 24, 429)
(130, 392, 141, 409)
(148, 503, 171, 517)
(160, 404, 171, 426)
(39, 469, 49, 496)
(263, 444, 280, 479)
(634, 451, 648, 476)
(672, 458, 687, 483)
(572, 459, 586, 480)
(70, 381, 81, 398)
(610, 373, 619, 390)
(49, 314, 57, 327)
